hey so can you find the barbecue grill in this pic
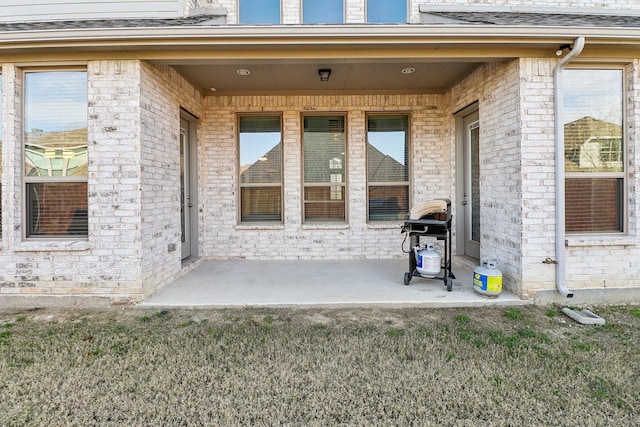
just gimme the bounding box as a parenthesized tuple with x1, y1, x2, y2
(401, 198, 455, 291)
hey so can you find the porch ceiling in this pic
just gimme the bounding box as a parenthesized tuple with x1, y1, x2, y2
(168, 59, 485, 96)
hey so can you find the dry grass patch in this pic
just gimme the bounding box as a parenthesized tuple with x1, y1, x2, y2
(0, 305, 638, 426)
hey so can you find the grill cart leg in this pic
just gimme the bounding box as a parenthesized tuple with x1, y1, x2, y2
(404, 234, 419, 286)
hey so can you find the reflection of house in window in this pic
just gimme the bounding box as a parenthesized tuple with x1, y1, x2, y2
(239, 144, 282, 221)
(25, 128, 88, 177)
(564, 116, 622, 171)
(24, 127, 88, 235)
(367, 143, 407, 219)
(240, 144, 281, 184)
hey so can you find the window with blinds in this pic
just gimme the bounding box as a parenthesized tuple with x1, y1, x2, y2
(563, 69, 625, 233)
(24, 70, 88, 237)
(367, 114, 409, 221)
(239, 115, 283, 222)
(303, 115, 346, 222)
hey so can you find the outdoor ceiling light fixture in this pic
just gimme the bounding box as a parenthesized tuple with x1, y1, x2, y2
(555, 44, 572, 57)
(318, 69, 331, 82)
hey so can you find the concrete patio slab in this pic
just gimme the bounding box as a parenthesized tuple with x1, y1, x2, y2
(141, 258, 531, 308)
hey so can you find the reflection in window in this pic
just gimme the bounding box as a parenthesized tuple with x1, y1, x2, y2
(24, 71, 88, 237)
(303, 0, 343, 24)
(303, 116, 346, 222)
(367, 114, 409, 221)
(367, 0, 407, 23)
(563, 69, 624, 232)
(239, 115, 282, 222)
(239, 0, 280, 24)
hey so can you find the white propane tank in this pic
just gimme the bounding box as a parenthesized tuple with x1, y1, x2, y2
(415, 243, 441, 277)
(473, 259, 503, 298)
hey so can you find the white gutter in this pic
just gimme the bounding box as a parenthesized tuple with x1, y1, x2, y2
(553, 36, 584, 298)
(0, 25, 640, 46)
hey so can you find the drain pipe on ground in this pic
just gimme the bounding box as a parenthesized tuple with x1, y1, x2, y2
(553, 36, 585, 298)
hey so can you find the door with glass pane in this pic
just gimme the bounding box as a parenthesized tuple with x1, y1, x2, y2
(180, 119, 192, 259)
(462, 111, 480, 259)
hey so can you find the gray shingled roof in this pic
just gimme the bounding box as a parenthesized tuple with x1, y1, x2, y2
(0, 15, 216, 31)
(0, 11, 639, 32)
(428, 11, 640, 27)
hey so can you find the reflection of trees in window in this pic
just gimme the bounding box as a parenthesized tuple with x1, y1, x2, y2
(563, 69, 624, 233)
(239, 115, 283, 222)
(24, 71, 88, 237)
(367, 114, 409, 221)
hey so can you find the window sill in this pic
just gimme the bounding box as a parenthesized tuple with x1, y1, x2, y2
(236, 224, 285, 231)
(13, 240, 91, 252)
(367, 221, 404, 230)
(302, 224, 349, 230)
(565, 235, 635, 248)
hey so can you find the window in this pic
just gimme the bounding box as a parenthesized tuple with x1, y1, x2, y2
(563, 68, 624, 233)
(239, 0, 280, 24)
(303, 0, 343, 24)
(239, 115, 283, 222)
(367, 114, 409, 221)
(303, 115, 346, 222)
(367, 0, 407, 23)
(24, 70, 88, 237)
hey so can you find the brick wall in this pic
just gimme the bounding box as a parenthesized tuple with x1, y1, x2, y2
(446, 60, 523, 295)
(1, 54, 639, 303)
(139, 63, 204, 297)
(0, 61, 146, 303)
(201, 94, 446, 260)
(449, 57, 640, 297)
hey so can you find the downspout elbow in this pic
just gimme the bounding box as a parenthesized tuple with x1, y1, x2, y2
(553, 37, 584, 298)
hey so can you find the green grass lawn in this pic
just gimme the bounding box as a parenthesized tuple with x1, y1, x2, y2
(1, 305, 639, 426)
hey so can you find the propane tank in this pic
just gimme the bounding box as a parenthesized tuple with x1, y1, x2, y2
(415, 243, 441, 277)
(473, 259, 503, 298)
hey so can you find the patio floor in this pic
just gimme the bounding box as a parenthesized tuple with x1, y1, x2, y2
(141, 258, 531, 308)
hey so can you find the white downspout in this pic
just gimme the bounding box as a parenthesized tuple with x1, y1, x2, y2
(553, 36, 585, 298)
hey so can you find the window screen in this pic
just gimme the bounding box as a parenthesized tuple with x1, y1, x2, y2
(563, 69, 624, 233)
(239, 115, 283, 222)
(24, 71, 88, 237)
(303, 115, 346, 222)
(367, 114, 409, 221)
